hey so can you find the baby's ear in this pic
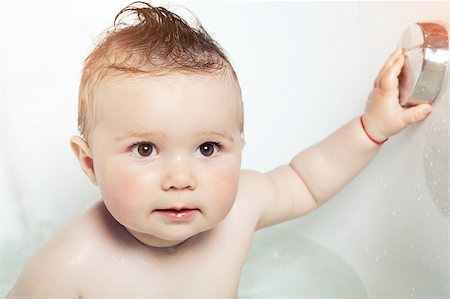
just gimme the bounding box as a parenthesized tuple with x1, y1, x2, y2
(70, 136, 97, 185)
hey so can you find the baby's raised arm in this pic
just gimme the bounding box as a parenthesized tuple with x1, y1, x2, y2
(248, 48, 432, 229)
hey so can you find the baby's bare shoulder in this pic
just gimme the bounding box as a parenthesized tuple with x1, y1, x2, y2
(238, 169, 274, 193)
(234, 169, 275, 211)
(7, 201, 125, 299)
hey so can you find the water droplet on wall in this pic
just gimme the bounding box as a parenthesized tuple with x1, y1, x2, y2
(273, 251, 279, 259)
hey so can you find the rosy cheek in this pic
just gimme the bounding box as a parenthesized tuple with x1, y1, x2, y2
(97, 164, 143, 218)
(210, 164, 240, 209)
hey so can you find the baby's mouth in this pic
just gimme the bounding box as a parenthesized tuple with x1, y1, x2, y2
(154, 208, 199, 220)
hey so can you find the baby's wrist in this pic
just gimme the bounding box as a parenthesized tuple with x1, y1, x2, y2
(360, 115, 389, 145)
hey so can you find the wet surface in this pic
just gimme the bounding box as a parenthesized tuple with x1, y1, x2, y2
(239, 228, 368, 298)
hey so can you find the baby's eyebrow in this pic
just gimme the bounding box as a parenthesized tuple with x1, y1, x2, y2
(199, 131, 235, 142)
(114, 130, 235, 142)
(114, 131, 166, 141)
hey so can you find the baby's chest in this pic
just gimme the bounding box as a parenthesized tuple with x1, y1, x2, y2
(141, 254, 244, 297)
(84, 260, 239, 298)
(81, 228, 254, 298)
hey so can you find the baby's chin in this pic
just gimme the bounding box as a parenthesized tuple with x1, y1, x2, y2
(125, 225, 213, 250)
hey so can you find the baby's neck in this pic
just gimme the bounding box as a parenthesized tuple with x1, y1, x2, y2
(124, 227, 202, 252)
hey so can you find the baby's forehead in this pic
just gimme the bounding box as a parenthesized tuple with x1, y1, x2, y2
(96, 70, 240, 100)
(91, 71, 243, 136)
(94, 72, 241, 119)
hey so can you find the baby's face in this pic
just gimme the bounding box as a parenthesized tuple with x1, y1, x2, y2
(88, 72, 243, 248)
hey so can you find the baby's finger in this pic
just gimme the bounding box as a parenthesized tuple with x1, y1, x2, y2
(401, 103, 432, 125)
(384, 47, 404, 69)
(399, 53, 412, 106)
(379, 53, 405, 92)
(374, 48, 403, 88)
(379, 48, 404, 77)
(403, 98, 433, 108)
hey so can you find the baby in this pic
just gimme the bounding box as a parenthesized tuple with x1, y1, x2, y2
(7, 2, 432, 299)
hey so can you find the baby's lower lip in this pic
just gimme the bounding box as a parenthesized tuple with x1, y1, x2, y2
(154, 209, 199, 221)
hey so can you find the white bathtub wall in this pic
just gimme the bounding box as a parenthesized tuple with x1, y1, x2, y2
(276, 2, 449, 298)
(0, 2, 125, 293)
(1, 1, 448, 298)
(273, 2, 449, 298)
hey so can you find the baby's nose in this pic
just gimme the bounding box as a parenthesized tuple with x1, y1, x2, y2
(161, 158, 197, 191)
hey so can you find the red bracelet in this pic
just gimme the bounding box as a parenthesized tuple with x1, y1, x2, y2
(360, 116, 388, 145)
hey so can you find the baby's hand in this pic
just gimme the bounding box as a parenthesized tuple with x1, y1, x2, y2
(362, 48, 432, 142)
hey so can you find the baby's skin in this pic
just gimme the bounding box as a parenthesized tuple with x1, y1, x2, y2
(7, 48, 431, 298)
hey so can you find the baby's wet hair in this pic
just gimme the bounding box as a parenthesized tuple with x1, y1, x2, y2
(78, 1, 239, 141)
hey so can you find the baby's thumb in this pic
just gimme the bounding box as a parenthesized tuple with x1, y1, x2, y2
(401, 103, 432, 125)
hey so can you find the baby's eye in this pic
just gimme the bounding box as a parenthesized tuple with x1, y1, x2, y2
(197, 142, 221, 157)
(130, 143, 157, 158)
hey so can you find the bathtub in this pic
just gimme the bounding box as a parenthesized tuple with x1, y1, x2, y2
(1, 2, 448, 298)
